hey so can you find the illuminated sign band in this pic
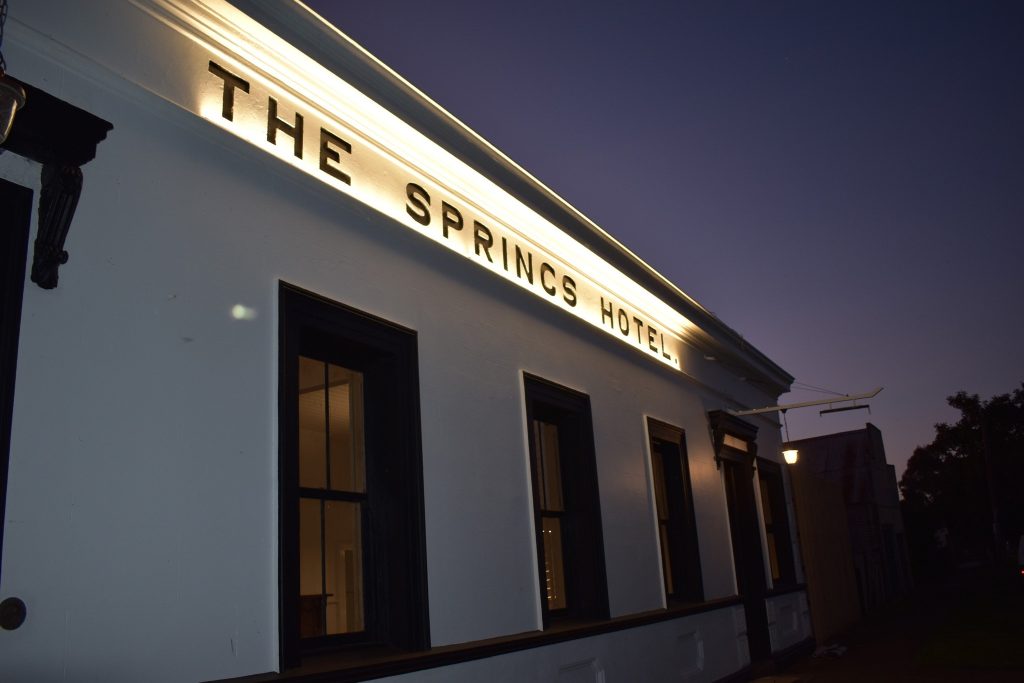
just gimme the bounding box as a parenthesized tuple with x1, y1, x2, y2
(203, 56, 688, 369)
(135, 0, 696, 370)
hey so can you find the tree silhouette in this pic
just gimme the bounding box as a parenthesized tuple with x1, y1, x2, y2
(900, 384, 1024, 575)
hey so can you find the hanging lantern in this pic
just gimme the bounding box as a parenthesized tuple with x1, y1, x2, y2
(0, 0, 25, 144)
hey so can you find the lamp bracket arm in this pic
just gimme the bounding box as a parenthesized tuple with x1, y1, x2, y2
(726, 387, 883, 417)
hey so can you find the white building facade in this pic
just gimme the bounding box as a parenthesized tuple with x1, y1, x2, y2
(0, 1, 811, 681)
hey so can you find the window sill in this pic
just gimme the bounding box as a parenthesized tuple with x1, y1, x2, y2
(204, 596, 744, 683)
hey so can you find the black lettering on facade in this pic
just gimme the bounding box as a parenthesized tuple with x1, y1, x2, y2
(267, 97, 303, 159)
(515, 245, 533, 283)
(441, 201, 463, 238)
(540, 263, 557, 295)
(563, 276, 577, 307)
(601, 297, 614, 327)
(661, 333, 671, 360)
(474, 221, 493, 262)
(501, 237, 510, 271)
(618, 310, 630, 336)
(633, 316, 644, 344)
(406, 183, 431, 226)
(319, 128, 352, 185)
(648, 326, 659, 352)
(208, 61, 249, 121)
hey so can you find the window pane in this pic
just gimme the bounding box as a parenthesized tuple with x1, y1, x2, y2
(766, 532, 781, 581)
(328, 365, 365, 493)
(298, 357, 327, 489)
(652, 448, 669, 520)
(659, 523, 674, 595)
(324, 501, 364, 634)
(299, 498, 324, 637)
(723, 434, 749, 452)
(536, 421, 563, 512)
(759, 477, 774, 524)
(542, 516, 568, 610)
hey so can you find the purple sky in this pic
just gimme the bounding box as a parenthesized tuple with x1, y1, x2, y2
(303, 0, 1024, 478)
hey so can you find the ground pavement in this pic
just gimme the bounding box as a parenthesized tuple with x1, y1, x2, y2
(755, 563, 1024, 682)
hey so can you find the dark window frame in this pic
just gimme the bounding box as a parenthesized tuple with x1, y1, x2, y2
(0, 179, 33, 582)
(755, 458, 797, 586)
(646, 418, 704, 604)
(523, 373, 609, 626)
(279, 282, 429, 669)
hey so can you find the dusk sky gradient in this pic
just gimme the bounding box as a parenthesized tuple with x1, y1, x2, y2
(303, 0, 1024, 477)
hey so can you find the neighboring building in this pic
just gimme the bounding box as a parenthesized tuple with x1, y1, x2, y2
(788, 462, 861, 643)
(0, 1, 811, 681)
(789, 424, 913, 615)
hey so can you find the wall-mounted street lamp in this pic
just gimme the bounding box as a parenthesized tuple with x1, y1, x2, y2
(0, 0, 26, 144)
(779, 410, 799, 464)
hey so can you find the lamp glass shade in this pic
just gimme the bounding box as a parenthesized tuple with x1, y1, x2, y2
(782, 448, 799, 465)
(0, 75, 27, 144)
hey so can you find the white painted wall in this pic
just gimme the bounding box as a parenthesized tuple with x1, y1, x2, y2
(0, 1, 806, 681)
(376, 607, 747, 683)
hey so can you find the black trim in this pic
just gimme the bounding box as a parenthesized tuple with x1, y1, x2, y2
(278, 282, 429, 669)
(0, 179, 33, 584)
(204, 596, 744, 683)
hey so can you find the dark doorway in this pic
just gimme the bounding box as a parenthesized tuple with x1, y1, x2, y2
(0, 178, 33, 579)
(709, 411, 772, 663)
(722, 457, 771, 661)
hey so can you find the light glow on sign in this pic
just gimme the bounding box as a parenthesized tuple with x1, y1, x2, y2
(140, 0, 703, 371)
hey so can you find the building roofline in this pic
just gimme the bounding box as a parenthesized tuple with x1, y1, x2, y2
(227, 0, 795, 394)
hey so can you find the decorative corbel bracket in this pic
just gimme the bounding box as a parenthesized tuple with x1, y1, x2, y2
(0, 78, 112, 289)
(31, 163, 83, 288)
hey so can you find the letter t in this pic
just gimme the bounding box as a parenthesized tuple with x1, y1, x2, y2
(208, 61, 250, 121)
